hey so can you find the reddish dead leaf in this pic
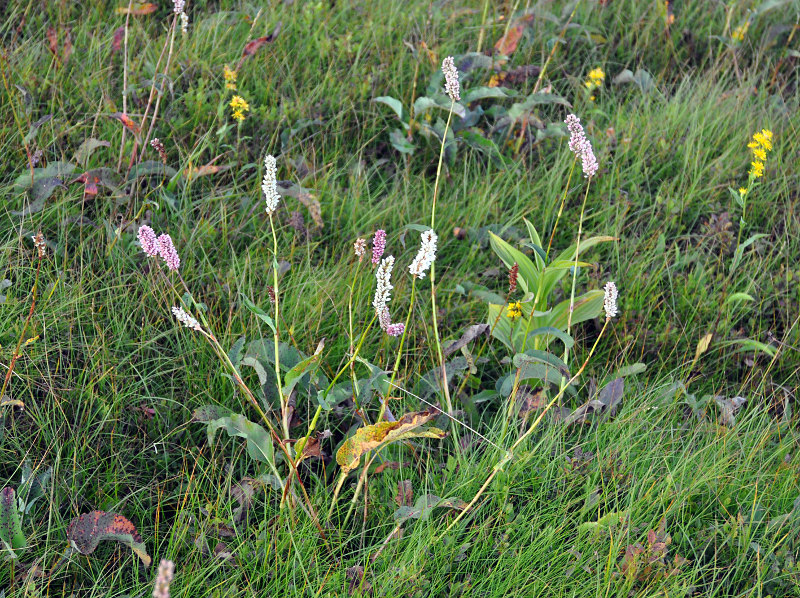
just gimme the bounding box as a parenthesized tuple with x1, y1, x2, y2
(111, 113, 141, 140)
(46, 27, 58, 57)
(116, 2, 158, 15)
(494, 21, 526, 56)
(112, 26, 125, 53)
(374, 461, 401, 473)
(46, 26, 72, 64)
(71, 172, 101, 197)
(517, 386, 546, 418)
(236, 22, 281, 68)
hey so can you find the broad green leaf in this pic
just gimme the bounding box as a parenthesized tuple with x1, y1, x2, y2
(126, 160, 177, 182)
(523, 218, 546, 270)
(538, 290, 604, 330)
(389, 129, 416, 154)
(487, 304, 575, 352)
(725, 292, 755, 306)
(730, 233, 766, 274)
(205, 412, 275, 465)
(507, 92, 572, 121)
(462, 86, 512, 103)
(283, 341, 324, 398)
(488, 231, 540, 294)
(228, 335, 246, 369)
(67, 510, 151, 566)
(413, 95, 466, 119)
(336, 410, 446, 473)
(512, 350, 570, 378)
(373, 96, 406, 122)
(0, 487, 26, 549)
(240, 294, 276, 333)
(459, 130, 505, 167)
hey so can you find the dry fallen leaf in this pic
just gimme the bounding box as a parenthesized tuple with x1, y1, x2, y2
(236, 22, 282, 69)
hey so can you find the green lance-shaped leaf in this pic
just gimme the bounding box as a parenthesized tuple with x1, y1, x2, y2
(197, 410, 275, 466)
(66, 511, 151, 566)
(336, 410, 446, 473)
(0, 487, 26, 550)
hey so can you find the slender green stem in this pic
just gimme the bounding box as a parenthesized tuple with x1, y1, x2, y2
(430, 100, 457, 445)
(380, 278, 416, 421)
(268, 215, 287, 440)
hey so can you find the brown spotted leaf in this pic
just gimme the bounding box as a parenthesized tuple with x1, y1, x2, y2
(110, 113, 141, 141)
(336, 410, 446, 473)
(67, 511, 151, 566)
(111, 26, 125, 53)
(494, 19, 530, 56)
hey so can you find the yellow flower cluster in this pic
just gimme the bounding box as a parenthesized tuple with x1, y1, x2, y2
(229, 95, 249, 122)
(506, 301, 523, 320)
(584, 68, 605, 101)
(747, 129, 773, 179)
(223, 65, 237, 91)
(732, 21, 749, 42)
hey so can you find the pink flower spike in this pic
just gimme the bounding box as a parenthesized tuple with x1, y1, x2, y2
(386, 322, 405, 337)
(138, 225, 160, 257)
(372, 229, 387, 265)
(157, 233, 180, 271)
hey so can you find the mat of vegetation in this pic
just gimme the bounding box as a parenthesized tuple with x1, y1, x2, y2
(1, 0, 799, 596)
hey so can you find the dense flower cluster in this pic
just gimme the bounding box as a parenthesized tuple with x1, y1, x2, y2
(565, 114, 598, 178)
(223, 65, 237, 90)
(229, 95, 249, 122)
(442, 56, 460, 102)
(262, 154, 280, 215)
(152, 558, 175, 598)
(354, 238, 366, 261)
(172, 306, 202, 331)
(150, 138, 167, 164)
(584, 67, 605, 101)
(747, 128, 773, 179)
(371, 229, 386, 265)
(137, 225, 181, 271)
(603, 281, 619, 319)
(409, 229, 437, 278)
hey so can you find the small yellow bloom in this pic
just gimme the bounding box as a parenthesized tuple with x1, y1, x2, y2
(223, 65, 237, 91)
(753, 130, 773, 151)
(732, 21, 749, 42)
(738, 187, 748, 198)
(588, 68, 605, 83)
(229, 95, 249, 121)
(749, 161, 764, 178)
(751, 147, 766, 162)
(506, 302, 523, 320)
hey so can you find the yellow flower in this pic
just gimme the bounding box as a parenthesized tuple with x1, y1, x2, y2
(732, 21, 749, 42)
(588, 68, 605, 83)
(738, 187, 748, 198)
(506, 302, 523, 320)
(749, 161, 764, 178)
(753, 129, 773, 151)
(223, 65, 237, 91)
(229, 95, 249, 121)
(751, 147, 766, 162)
(584, 68, 605, 96)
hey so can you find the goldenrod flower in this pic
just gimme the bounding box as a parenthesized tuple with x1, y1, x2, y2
(749, 161, 764, 178)
(752, 147, 766, 162)
(584, 68, 605, 100)
(229, 95, 249, 122)
(732, 21, 749, 42)
(753, 129, 773, 151)
(224, 65, 237, 91)
(738, 187, 747, 198)
(506, 302, 523, 320)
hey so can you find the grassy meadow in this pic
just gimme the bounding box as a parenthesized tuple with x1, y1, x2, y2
(1, 0, 800, 595)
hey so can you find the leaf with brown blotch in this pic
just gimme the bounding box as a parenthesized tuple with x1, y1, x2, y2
(46, 27, 58, 57)
(115, 2, 158, 15)
(236, 22, 282, 69)
(67, 511, 151, 566)
(336, 410, 446, 473)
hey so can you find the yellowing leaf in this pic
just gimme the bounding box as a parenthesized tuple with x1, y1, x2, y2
(692, 333, 713, 367)
(336, 410, 446, 473)
(116, 2, 158, 15)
